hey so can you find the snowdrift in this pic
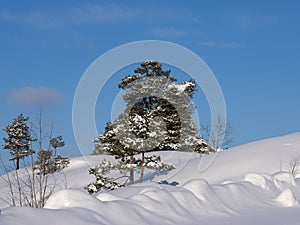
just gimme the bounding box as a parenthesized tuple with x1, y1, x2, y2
(1, 133, 300, 225)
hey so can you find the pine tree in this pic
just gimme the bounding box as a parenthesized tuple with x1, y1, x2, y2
(2, 114, 35, 170)
(36, 135, 69, 174)
(50, 135, 65, 158)
(94, 61, 210, 156)
(49, 135, 69, 171)
(93, 61, 212, 183)
(36, 149, 52, 175)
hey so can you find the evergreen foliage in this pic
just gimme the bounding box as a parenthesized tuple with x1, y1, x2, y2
(1, 112, 70, 208)
(36, 135, 69, 175)
(94, 61, 211, 157)
(91, 61, 212, 189)
(2, 114, 35, 170)
(86, 155, 175, 194)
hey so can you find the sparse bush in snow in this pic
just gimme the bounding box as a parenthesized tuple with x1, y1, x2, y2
(287, 156, 300, 176)
(86, 173, 125, 194)
(86, 155, 175, 194)
(278, 156, 300, 177)
(1, 110, 69, 208)
(201, 116, 233, 152)
(85, 159, 127, 194)
(143, 155, 175, 172)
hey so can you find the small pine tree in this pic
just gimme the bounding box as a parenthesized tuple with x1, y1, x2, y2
(85, 156, 175, 194)
(36, 149, 52, 175)
(2, 114, 35, 170)
(36, 135, 69, 174)
(50, 135, 65, 158)
(50, 135, 69, 172)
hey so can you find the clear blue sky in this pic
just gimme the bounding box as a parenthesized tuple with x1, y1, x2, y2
(1, 1, 300, 161)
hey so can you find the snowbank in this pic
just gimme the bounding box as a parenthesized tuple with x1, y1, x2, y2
(1, 133, 300, 225)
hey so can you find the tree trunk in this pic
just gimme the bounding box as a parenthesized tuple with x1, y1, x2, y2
(15, 168, 22, 206)
(31, 155, 37, 207)
(141, 152, 145, 164)
(39, 163, 43, 208)
(16, 157, 19, 170)
(129, 155, 134, 184)
(140, 152, 145, 183)
(140, 96, 151, 183)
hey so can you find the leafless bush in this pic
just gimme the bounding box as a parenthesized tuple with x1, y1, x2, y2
(0, 109, 68, 208)
(201, 116, 233, 151)
(287, 156, 300, 176)
(0, 156, 67, 208)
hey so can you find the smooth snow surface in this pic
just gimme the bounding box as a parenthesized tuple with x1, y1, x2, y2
(1, 133, 300, 225)
(275, 188, 298, 207)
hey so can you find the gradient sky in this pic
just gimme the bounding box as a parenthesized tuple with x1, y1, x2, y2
(1, 1, 300, 162)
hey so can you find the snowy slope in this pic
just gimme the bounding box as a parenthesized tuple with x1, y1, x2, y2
(161, 132, 300, 184)
(1, 133, 300, 225)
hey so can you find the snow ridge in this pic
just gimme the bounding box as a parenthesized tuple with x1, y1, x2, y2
(1, 133, 300, 225)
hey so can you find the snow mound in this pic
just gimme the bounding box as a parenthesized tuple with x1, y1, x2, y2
(273, 172, 297, 189)
(274, 188, 298, 207)
(44, 189, 103, 213)
(244, 173, 269, 189)
(2, 133, 300, 225)
(182, 179, 212, 202)
(243, 172, 297, 192)
(167, 133, 300, 184)
(43, 177, 292, 224)
(96, 192, 124, 201)
(222, 180, 235, 185)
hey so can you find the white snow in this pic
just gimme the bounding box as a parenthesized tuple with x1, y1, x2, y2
(273, 172, 297, 188)
(177, 82, 195, 93)
(1, 133, 300, 224)
(244, 173, 269, 189)
(275, 188, 298, 207)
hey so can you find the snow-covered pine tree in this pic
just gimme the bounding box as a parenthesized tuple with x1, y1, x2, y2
(85, 156, 176, 194)
(50, 135, 70, 172)
(50, 135, 65, 158)
(93, 61, 212, 184)
(31, 109, 70, 175)
(35, 135, 69, 175)
(36, 149, 52, 175)
(94, 61, 210, 157)
(2, 114, 35, 170)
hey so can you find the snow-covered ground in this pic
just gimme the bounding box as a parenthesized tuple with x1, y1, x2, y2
(1, 133, 300, 225)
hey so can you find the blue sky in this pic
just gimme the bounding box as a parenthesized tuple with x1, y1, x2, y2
(0, 0, 300, 161)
